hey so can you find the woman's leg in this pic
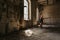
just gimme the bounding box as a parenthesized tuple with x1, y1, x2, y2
(39, 23, 43, 28)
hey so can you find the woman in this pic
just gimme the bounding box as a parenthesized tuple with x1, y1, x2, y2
(38, 14, 43, 28)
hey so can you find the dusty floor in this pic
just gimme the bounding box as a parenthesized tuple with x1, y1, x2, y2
(0, 27, 60, 40)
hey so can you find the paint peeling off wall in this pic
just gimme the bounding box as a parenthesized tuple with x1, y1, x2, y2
(42, 4, 60, 24)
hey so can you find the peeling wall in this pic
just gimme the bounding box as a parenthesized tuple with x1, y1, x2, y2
(0, 0, 21, 34)
(42, 4, 60, 24)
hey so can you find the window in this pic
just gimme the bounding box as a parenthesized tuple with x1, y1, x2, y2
(24, 0, 28, 20)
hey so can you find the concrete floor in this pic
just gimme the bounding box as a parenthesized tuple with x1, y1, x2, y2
(0, 27, 60, 40)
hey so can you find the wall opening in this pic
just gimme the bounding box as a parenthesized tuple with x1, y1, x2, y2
(24, 0, 29, 20)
